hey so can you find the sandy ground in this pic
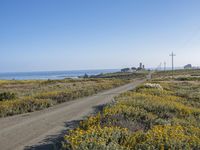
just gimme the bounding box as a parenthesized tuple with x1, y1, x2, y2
(0, 79, 144, 150)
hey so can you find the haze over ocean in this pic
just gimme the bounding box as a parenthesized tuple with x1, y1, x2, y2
(0, 69, 119, 80)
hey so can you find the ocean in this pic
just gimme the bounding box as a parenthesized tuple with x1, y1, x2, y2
(0, 69, 119, 80)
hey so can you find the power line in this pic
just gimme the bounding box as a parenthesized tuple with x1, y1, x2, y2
(180, 26, 200, 49)
(169, 52, 176, 78)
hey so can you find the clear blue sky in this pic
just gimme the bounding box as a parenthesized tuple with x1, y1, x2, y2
(1, 0, 200, 72)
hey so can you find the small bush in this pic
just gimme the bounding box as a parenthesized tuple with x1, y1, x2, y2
(0, 98, 53, 117)
(62, 126, 132, 150)
(0, 92, 16, 101)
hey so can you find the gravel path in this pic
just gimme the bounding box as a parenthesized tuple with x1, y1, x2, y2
(0, 79, 144, 150)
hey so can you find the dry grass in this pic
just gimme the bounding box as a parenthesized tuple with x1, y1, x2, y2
(0, 78, 129, 117)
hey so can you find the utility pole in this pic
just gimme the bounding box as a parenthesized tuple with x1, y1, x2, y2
(160, 63, 162, 71)
(164, 62, 166, 71)
(169, 52, 176, 78)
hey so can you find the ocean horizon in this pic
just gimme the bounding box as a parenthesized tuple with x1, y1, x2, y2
(0, 69, 120, 80)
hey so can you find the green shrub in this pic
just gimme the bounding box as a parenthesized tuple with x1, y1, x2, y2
(0, 92, 16, 101)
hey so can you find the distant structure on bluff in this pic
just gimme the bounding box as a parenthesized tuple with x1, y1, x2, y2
(121, 62, 145, 72)
(184, 64, 192, 69)
(183, 64, 200, 70)
(137, 62, 145, 70)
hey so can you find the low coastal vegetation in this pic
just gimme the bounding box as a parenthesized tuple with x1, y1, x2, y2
(152, 69, 200, 79)
(91, 71, 148, 80)
(0, 78, 131, 117)
(62, 72, 200, 149)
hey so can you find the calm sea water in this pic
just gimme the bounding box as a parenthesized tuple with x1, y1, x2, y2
(0, 69, 119, 80)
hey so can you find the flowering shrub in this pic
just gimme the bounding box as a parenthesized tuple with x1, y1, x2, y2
(63, 126, 131, 150)
(63, 80, 200, 149)
(136, 125, 200, 149)
(143, 83, 163, 90)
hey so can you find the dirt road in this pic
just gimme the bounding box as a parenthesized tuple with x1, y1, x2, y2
(0, 79, 144, 150)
